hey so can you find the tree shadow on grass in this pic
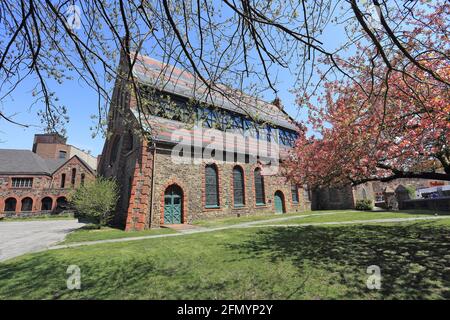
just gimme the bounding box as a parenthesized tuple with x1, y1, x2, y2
(0, 248, 245, 299)
(227, 222, 450, 299)
(0, 254, 164, 299)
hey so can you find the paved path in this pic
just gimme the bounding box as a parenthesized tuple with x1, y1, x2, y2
(48, 214, 449, 251)
(0, 219, 84, 262)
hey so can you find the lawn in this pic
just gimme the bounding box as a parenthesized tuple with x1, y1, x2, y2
(0, 218, 449, 299)
(258, 210, 445, 225)
(61, 226, 176, 244)
(193, 209, 445, 228)
(192, 210, 353, 227)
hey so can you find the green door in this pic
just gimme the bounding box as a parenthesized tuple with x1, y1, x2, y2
(164, 185, 182, 224)
(274, 191, 284, 214)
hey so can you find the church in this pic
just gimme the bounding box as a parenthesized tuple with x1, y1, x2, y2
(99, 53, 326, 231)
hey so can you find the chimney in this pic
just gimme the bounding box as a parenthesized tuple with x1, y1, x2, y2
(32, 133, 67, 152)
(32, 133, 68, 159)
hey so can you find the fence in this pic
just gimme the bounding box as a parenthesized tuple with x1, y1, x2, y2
(401, 197, 450, 212)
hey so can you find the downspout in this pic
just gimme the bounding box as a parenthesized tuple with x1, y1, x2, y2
(148, 141, 157, 228)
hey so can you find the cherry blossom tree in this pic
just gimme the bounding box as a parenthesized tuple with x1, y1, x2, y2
(285, 1, 449, 188)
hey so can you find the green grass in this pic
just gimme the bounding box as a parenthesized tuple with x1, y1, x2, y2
(1, 219, 449, 299)
(0, 214, 75, 222)
(192, 210, 352, 227)
(261, 210, 445, 225)
(61, 226, 177, 244)
(193, 209, 446, 227)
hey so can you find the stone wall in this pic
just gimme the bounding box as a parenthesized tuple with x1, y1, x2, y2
(401, 197, 450, 212)
(106, 140, 312, 231)
(146, 145, 310, 228)
(311, 185, 355, 210)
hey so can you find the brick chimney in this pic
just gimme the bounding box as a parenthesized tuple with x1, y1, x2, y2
(32, 133, 69, 159)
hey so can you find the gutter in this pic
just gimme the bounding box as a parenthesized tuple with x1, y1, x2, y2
(148, 141, 157, 228)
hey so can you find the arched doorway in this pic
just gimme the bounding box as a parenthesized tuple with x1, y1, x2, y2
(56, 197, 68, 213)
(163, 184, 183, 224)
(274, 191, 286, 214)
(4, 198, 17, 212)
(41, 197, 53, 211)
(21, 197, 33, 212)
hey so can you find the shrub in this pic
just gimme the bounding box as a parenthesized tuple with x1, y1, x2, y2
(69, 177, 119, 226)
(355, 199, 373, 211)
(404, 185, 416, 199)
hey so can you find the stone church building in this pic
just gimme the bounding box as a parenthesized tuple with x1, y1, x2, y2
(99, 53, 314, 231)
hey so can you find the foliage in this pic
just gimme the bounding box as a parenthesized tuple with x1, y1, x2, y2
(404, 186, 417, 199)
(286, 1, 450, 188)
(355, 200, 374, 211)
(1, 1, 447, 138)
(69, 177, 119, 226)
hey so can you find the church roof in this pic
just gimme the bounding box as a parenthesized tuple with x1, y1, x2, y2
(131, 54, 299, 131)
(0, 149, 94, 175)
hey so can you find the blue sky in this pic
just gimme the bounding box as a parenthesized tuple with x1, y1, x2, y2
(0, 75, 107, 156)
(0, 5, 348, 156)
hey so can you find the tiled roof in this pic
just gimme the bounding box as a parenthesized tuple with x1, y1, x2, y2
(0, 149, 94, 175)
(0, 150, 65, 175)
(131, 54, 299, 131)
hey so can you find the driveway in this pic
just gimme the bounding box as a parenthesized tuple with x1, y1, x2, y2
(0, 219, 84, 262)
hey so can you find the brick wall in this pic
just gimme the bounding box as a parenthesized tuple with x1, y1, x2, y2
(34, 143, 70, 160)
(0, 157, 95, 216)
(311, 185, 355, 210)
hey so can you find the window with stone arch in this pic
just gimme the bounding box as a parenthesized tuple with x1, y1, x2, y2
(71, 168, 76, 186)
(233, 166, 245, 207)
(254, 168, 265, 205)
(109, 135, 121, 166)
(205, 164, 219, 208)
(362, 188, 367, 200)
(21, 197, 33, 211)
(291, 184, 299, 204)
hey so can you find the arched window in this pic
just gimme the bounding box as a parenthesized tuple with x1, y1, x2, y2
(254, 168, 265, 205)
(71, 168, 76, 186)
(4, 198, 17, 212)
(56, 197, 68, 213)
(233, 166, 245, 207)
(41, 197, 53, 211)
(205, 165, 219, 207)
(21, 197, 33, 211)
(362, 188, 367, 200)
(291, 184, 299, 204)
(80, 173, 85, 186)
(126, 130, 134, 151)
(109, 135, 121, 166)
(60, 173, 66, 188)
